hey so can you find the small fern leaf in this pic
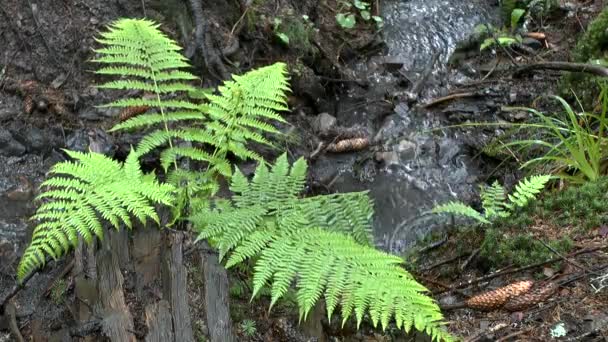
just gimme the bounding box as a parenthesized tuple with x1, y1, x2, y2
(506, 174, 551, 209)
(432, 201, 489, 224)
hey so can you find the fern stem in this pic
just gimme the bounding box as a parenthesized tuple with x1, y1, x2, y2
(151, 76, 178, 171)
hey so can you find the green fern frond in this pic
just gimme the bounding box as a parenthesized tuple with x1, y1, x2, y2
(192, 154, 451, 341)
(205, 63, 290, 160)
(432, 201, 490, 224)
(506, 174, 551, 209)
(95, 19, 290, 192)
(17, 149, 175, 282)
(480, 181, 508, 219)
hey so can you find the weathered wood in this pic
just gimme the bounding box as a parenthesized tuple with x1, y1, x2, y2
(96, 247, 136, 341)
(132, 227, 162, 298)
(162, 231, 195, 342)
(145, 300, 174, 342)
(200, 243, 237, 342)
(107, 228, 131, 269)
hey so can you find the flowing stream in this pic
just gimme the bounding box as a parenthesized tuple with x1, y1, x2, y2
(328, 0, 498, 253)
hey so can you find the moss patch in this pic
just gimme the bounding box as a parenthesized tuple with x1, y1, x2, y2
(561, 6, 608, 106)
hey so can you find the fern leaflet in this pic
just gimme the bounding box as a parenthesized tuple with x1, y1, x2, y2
(505, 174, 551, 209)
(17, 150, 175, 281)
(432, 201, 490, 224)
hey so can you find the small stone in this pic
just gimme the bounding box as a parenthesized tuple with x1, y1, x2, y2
(374, 151, 399, 166)
(51, 73, 67, 89)
(397, 140, 416, 160)
(312, 112, 337, 136)
(0, 129, 26, 157)
(522, 37, 543, 50)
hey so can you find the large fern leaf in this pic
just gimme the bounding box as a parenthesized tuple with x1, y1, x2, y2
(17, 150, 175, 281)
(94, 19, 290, 196)
(191, 154, 451, 341)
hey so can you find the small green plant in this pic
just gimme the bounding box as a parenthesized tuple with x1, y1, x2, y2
(191, 155, 452, 341)
(336, 0, 383, 30)
(50, 279, 68, 304)
(497, 90, 608, 183)
(239, 319, 257, 337)
(272, 15, 316, 55)
(476, 6, 525, 51)
(432, 175, 550, 224)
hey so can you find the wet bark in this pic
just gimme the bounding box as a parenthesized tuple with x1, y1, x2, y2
(200, 242, 237, 342)
(162, 231, 195, 342)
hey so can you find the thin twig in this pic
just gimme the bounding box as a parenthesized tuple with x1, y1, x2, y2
(433, 245, 607, 295)
(514, 61, 608, 78)
(460, 247, 481, 271)
(538, 239, 599, 275)
(421, 92, 476, 108)
(496, 327, 533, 342)
(420, 252, 469, 272)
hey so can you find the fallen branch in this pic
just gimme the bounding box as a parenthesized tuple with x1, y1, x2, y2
(421, 92, 476, 108)
(538, 239, 599, 276)
(433, 245, 607, 295)
(514, 61, 608, 78)
(6, 299, 24, 342)
(419, 252, 469, 272)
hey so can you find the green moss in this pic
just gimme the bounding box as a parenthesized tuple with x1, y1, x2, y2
(573, 7, 608, 62)
(497, 177, 608, 232)
(480, 229, 573, 268)
(561, 7, 608, 105)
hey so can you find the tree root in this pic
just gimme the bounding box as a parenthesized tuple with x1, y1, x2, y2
(186, 0, 230, 81)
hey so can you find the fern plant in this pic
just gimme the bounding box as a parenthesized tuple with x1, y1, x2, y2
(17, 150, 175, 281)
(95, 18, 289, 191)
(191, 154, 452, 341)
(432, 175, 551, 224)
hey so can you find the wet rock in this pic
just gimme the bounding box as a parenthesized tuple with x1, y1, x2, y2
(16, 126, 61, 153)
(438, 139, 461, 165)
(376, 56, 405, 72)
(6, 176, 34, 201)
(66, 128, 114, 155)
(504, 110, 529, 122)
(0, 238, 17, 272)
(0, 129, 26, 157)
(375, 151, 400, 166)
(439, 294, 458, 306)
(312, 112, 337, 136)
(0, 107, 18, 121)
(522, 37, 543, 50)
(290, 64, 325, 109)
(397, 139, 416, 159)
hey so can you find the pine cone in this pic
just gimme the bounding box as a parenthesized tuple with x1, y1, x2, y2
(119, 105, 150, 122)
(503, 282, 557, 312)
(465, 280, 534, 311)
(326, 137, 369, 153)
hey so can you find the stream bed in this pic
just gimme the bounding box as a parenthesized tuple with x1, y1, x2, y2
(321, 0, 498, 253)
